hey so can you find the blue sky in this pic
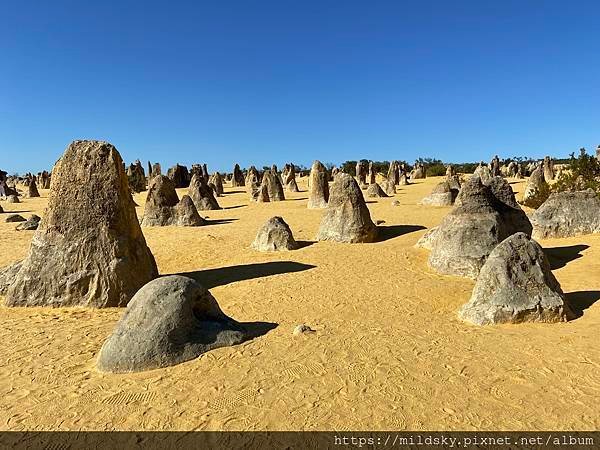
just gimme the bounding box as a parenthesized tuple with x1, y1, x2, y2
(1, 1, 599, 174)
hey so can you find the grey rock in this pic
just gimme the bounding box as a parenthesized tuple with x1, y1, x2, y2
(293, 324, 315, 335)
(97, 275, 246, 373)
(366, 183, 388, 198)
(531, 190, 600, 239)
(0, 261, 23, 295)
(307, 161, 329, 209)
(142, 176, 205, 226)
(5, 140, 158, 307)
(316, 173, 377, 243)
(427, 177, 532, 279)
(522, 166, 547, 206)
(251, 216, 299, 251)
(260, 170, 285, 201)
(189, 173, 221, 210)
(459, 233, 575, 325)
(420, 181, 458, 206)
(6, 195, 19, 203)
(15, 215, 41, 231)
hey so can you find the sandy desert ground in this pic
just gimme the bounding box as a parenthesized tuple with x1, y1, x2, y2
(0, 175, 599, 431)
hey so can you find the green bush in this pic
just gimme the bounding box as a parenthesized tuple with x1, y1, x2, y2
(552, 148, 600, 194)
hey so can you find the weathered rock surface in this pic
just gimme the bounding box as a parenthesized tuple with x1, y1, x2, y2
(260, 170, 285, 201)
(15, 215, 41, 231)
(307, 161, 329, 209)
(4, 140, 158, 307)
(97, 275, 246, 373)
(531, 190, 600, 239)
(28, 179, 40, 198)
(426, 177, 532, 279)
(459, 233, 575, 325)
(366, 183, 388, 198)
(251, 216, 299, 251)
(189, 173, 221, 210)
(316, 173, 377, 243)
(167, 164, 190, 188)
(522, 166, 547, 206)
(232, 164, 245, 187)
(6, 195, 19, 203)
(420, 181, 458, 206)
(142, 176, 205, 226)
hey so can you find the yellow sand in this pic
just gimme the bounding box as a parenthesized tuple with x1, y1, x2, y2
(0, 176, 599, 431)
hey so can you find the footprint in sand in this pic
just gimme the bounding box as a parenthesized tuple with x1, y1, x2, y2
(208, 388, 259, 411)
(102, 391, 157, 406)
(346, 365, 375, 384)
(281, 361, 326, 381)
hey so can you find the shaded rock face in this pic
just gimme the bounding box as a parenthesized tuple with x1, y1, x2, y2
(0, 204, 3, 213)
(522, 166, 547, 206)
(167, 164, 190, 188)
(38, 171, 51, 189)
(426, 177, 532, 279)
(232, 164, 245, 187)
(4, 140, 158, 308)
(366, 183, 388, 198)
(382, 178, 396, 195)
(6, 195, 19, 203)
(490, 155, 501, 177)
(420, 181, 459, 206)
(316, 173, 377, 243)
(251, 216, 299, 251)
(245, 166, 260, 197)
(356, 161, 367, 186)
(399, 173, 409, 185)
(97, 275, 246, 373)
(282, 164, 299, 192)
(189, 174, 221, 211)
(459, 233, 575, 325)
(0, 261, 23, 295)
(150, 163, 162, 179)
(28, 179, 40, 198)
(208, 172, 224, 196)
(260, 170, 285, 201)
(15, 215, 41, 231)
(507, 161, 518, 177)
(367, 162, 376, 185)
(388, 161, 400, 185)
(308, 161, 329, 209)
(142, 176, 205, 227)
(543, 156, 554, 182)
(531, 190, 600, 239)
(446, 165, 456, 177)
(127, 160, 146, 193)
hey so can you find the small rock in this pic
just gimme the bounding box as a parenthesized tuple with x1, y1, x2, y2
(293, 324, 315, 335)
(392, 200, 401, 206)
(15, 215, 41, 231)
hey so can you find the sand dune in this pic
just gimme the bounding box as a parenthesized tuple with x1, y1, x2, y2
(0, 176, 599, 431)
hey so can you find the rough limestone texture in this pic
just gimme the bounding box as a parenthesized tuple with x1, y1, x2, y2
(251, 216, 299, 251)
(15, 215, 41, 231)
(4, 140, 158, 307)
(308, 161, 329, 209)
(531, 190, 600, 239)
(260, 170, 285, 201)
(472, 164, 492, 185)
(316, 173, 378, 243)
(459, 233, 575, 325)
(426, 177, 532, 279)
(97, 275, 247, 373)
(209, 172, 224, 196)
(189, 174, 221, 210)
(419, 181, 458, 206)
(0, 261, 23, 295)
(142, 176, 205, 227)
(382, 178, 396, 196)
(366, 183, 388, 198)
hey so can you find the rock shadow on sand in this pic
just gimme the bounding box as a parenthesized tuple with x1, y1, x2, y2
(377, 224, 427, 242)
(543, 244, 589, 270)
(565, 291, 600, 317)
(178, 261, 316, 289)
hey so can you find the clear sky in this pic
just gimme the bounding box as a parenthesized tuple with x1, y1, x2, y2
(1, 1, 599, 174)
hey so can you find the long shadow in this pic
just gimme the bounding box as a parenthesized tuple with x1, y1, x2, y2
(0, 210, 31, 214)
(225, 190, 246, 194)
(240, 321, 278, 340)
(377, 224, 427, 242)
(296, 240, 316, 249)
(565, 291, 600, 317)
(544, 244, 589, 270)
(203, 218, 239, 226)
(286, 197, 308, 201)
(178, 261, 316, 289)
(223, 204, 247, 210)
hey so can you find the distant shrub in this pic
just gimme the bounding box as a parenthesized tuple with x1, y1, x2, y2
(522, 182, 552, 209)
(552, 148, 600, 194)
(426, 163, 447, 177)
